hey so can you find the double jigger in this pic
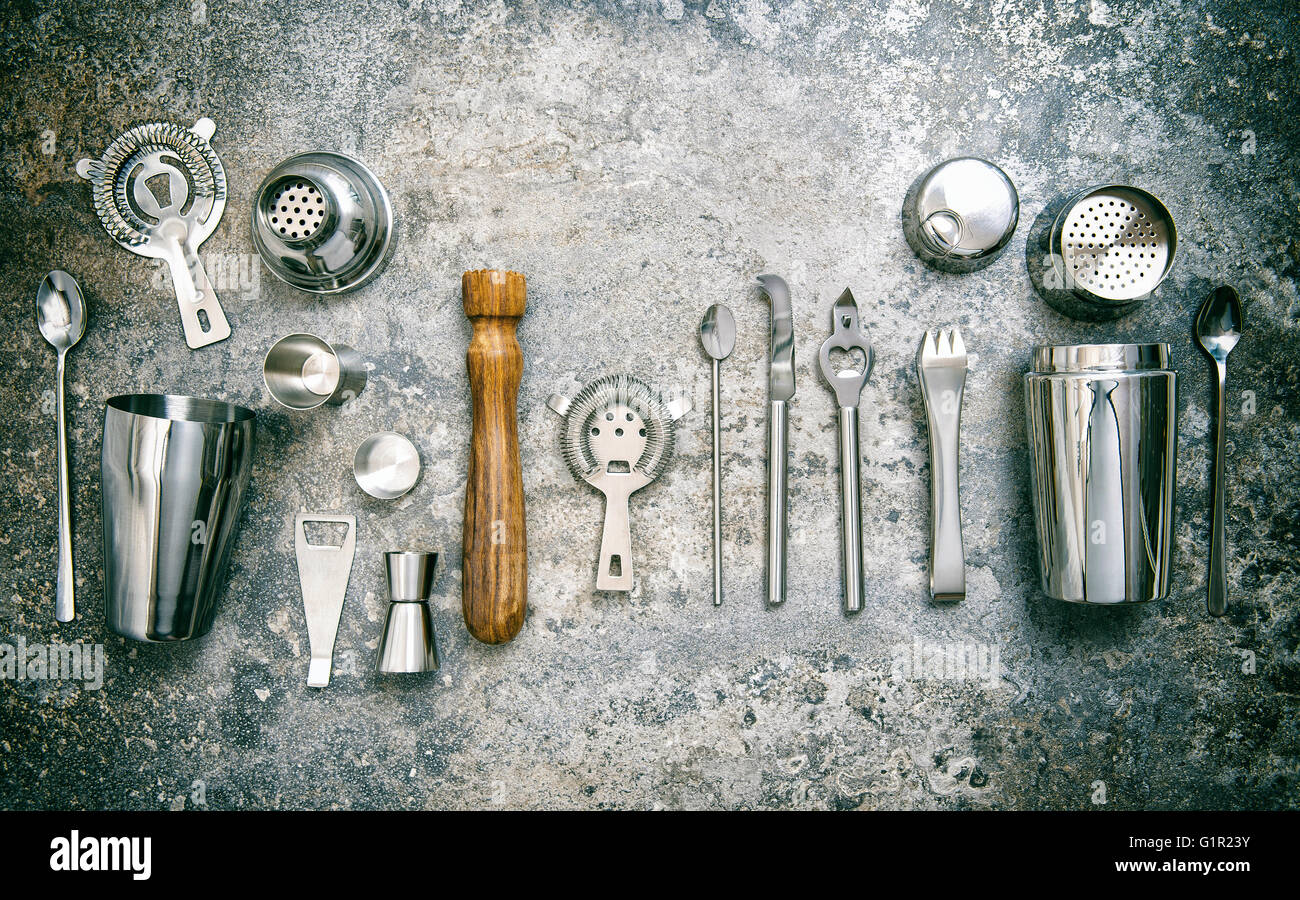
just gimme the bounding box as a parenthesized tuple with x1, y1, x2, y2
(377, 551, 441, 674)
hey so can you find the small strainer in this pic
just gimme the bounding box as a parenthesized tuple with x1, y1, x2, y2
(75, 117, 231, 348)
(546, 375, 691, 592)
(268, 179, 328, 241)
(1042, 184, 1177, 320)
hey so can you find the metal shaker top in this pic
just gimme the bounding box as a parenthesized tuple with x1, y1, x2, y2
(1050, 185, 1177, 306)
(252, 151, 394, 294)
(902, 157, 1019, 272)
(1031, 342, 1170, 374)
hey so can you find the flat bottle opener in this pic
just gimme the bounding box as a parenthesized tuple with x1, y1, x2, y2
(817, 289, 874, 614)
(294, 513, 356, 688)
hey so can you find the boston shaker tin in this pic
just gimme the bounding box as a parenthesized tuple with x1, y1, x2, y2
(1024, 343, 1177, 604)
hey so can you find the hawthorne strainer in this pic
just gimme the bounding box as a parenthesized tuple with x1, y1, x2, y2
(76, 117, 230, 348)
(1041, 185, 1177, 320)
(547, 374, 691, 592)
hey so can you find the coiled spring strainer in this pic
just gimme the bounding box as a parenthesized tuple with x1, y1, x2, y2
(76, 117, 230, 348)
(547, 374, 690, 592)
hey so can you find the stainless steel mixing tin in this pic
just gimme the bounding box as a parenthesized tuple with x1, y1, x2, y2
(1024, 343, 1177, 605)
(102, 394, 256, 641)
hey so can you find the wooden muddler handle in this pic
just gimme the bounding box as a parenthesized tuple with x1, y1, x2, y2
(462, 269, 528, 644)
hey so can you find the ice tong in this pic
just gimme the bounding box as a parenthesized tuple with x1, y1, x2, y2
(917, 328, 967, 602)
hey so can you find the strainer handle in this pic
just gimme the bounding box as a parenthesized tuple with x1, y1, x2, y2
(595, 487, 636, 592)
(163, 240, 230, 349)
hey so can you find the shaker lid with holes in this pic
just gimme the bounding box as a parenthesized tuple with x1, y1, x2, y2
(251, 151, 393, 294)
(902, 157, 1019, 273)
(1041, 184, 1177, 321)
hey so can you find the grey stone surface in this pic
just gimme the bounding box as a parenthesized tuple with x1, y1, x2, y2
(0, 0, 1296, 810)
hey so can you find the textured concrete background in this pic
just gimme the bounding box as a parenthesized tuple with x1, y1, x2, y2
(0, 0, 1296, 810)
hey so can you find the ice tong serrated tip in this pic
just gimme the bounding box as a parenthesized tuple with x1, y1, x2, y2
(917, 327, 968, 602)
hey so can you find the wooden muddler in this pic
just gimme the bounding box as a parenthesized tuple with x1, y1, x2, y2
(462, 269, 527, 644)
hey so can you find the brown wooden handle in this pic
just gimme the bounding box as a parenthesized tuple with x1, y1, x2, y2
(462, 269, 527, 644)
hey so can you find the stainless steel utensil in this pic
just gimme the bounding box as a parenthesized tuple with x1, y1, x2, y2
(377, 551, 440, 675)
(917, 328, 968, 602)
(102, 394, 255, 641)
(252, 151, 394, 294)
(757, 274, 794, 606)
(36, 271, 87, 623)
(263, 333, 367, 410)
(354, 432, 421, 500)
(1024, 344, 1177, 604)
(295, 513, 356, 687)
(76, 118, 230, 348)
(1035, 184, 1177, 321)
(548, 375, 690, 592)
(902, 158, 1019, 273)
(1195, 285, 1244, 617)
(817, 289, 874, 615)
(699, 304, 736, 606)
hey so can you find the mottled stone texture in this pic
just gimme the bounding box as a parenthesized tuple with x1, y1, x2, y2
(0, 0, 1296, 810)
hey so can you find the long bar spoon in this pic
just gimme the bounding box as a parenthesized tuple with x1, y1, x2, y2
(700, 304, 736, 606)
(1195, 284, 1243, 617)
(36, 271, 87, 623)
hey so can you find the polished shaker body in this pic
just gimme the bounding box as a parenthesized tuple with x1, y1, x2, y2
(1024, 344, 1177, 604)
(101, 394, 255, 640)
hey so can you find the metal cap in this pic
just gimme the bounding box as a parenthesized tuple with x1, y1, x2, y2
(902, 157, 1019, 273)
(353, 432, 421, 499)
(1031, 343, 1170, 374)
(384, 551, 437, 602)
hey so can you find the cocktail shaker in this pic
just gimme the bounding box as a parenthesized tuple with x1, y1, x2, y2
(102, 394, 255, 640)
(1024, 344, 1177, 604)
